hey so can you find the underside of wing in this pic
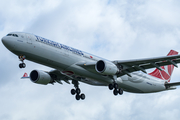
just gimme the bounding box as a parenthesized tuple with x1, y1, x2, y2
(76, 61, 97, 73)
(49, 70, 70, 84)
(49, 69, 106, 86)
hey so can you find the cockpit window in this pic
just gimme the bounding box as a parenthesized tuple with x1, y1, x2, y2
(7, 34, 18, 37)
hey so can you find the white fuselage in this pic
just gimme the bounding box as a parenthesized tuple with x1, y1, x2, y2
(2, 32, 169, 93)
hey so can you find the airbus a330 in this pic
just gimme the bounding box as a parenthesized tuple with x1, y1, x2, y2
(2, 32, 180, 100)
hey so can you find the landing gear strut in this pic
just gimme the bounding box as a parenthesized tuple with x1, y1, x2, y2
(108, 83, 123, 96)
(71, 80, 85, 100)
(108, 75, 124, 96)
(18, 55, 26, 68)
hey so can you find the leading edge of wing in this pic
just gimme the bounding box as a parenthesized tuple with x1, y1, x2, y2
(76, 61, 97, 73)
(113, 54, 180, 65)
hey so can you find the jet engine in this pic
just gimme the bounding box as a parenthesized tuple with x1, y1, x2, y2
(30, 70, 52, 85)
(95, 60, 119, 75)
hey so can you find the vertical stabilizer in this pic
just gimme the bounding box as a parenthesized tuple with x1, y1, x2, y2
(21, 73, 29, 79)
(148, 50, 178, 82)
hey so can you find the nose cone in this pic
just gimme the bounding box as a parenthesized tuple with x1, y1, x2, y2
(1, 36, 8, 47)
(1, 36, 5, 44)
(1, 36, 14, 50)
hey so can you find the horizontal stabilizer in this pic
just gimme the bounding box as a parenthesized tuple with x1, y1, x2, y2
(165, 82, 180, 87)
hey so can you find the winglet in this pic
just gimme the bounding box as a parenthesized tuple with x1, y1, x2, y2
(21, 73, 29, 79)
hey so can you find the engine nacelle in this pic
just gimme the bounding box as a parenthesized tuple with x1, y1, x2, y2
(95, 60, 119, 75)
(30, 70, 52, 85)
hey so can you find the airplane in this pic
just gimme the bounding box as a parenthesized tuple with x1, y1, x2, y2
(2, 32, 180, 100)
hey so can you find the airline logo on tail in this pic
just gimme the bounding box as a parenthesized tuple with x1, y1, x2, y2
(149, 50, 178, 82)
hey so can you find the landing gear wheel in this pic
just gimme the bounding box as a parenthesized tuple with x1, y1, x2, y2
(75, 94, 80, 100)
(19, 63, 26, 68)
(22, 63, 26, 68)
(18, 55, 26, 69)
(108, 84, 114, 90)
(19, 63, 23, 68)
(80, 93, 85, 100)
(113, 89, 118, 96)
(119, 88, 123, 95)
(76, 88, 81, 94)
(71, 89, 76, 95)
(114, 83, 118, 89)
(71, 80, 86, 100)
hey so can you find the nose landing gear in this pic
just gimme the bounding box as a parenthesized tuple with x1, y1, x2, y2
(19, 63, 26, 68)
(18, 55, 26, 68)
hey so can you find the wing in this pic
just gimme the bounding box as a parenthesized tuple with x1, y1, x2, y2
(113, 54, 180, 77)
(48, 70, 70, 84)
(76, 61, 97, 73)
(21, 70, 68, 84)
(21, 69, 105, 86)
(49, 69, 105, 86)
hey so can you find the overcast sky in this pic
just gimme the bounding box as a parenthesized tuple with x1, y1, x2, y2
(1, 0, 180, 120)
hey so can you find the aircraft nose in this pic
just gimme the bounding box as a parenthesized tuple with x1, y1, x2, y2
(1, 36, 7, 45)
(1, 36, 14, 50)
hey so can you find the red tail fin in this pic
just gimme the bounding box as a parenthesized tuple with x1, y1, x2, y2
(148, 50, 178, 82)
(21, 73, 29, 79)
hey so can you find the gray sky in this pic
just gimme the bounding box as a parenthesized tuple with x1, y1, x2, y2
(1, 0, 180, 120)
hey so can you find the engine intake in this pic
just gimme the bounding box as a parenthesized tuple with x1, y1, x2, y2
(30, 70, 52, 85)
(95, 60, 119, 75)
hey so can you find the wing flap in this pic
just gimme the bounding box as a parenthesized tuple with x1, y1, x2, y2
(49, 70, 70, 84)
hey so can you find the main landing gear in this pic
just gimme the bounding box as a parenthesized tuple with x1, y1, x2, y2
(71, 80, 85, 100)
(108, 83, 123, 96)
(18, 55, 26, 68)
